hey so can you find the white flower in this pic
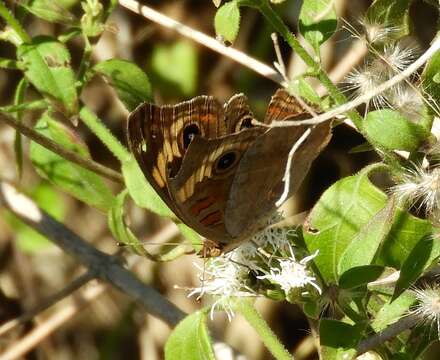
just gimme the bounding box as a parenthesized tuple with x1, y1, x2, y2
(257, 249, 321, 296)
(188, 257, 256, 321)
(187, 211, 320, 319)
(391, 164, 440, 215)
(410, 284, 440, 337)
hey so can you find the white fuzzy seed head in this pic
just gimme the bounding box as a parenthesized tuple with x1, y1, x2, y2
(344, 66, 388, 109)
(391, 165, 440, 215)
(359, 17, 400, 44)
(385, 84, 424, 121)
(411, 284, 440, 337)
(381, 42, 419, 72)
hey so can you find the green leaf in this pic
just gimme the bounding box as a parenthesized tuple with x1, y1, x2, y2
(17, 36, 78, 115)
(121, 158, 202, 252)
(165, 311, 215, 360)
(339, 265, 385, 289)
(393, 235, 440, 298)
(94, 59, 152, 112)
(5, 182, 65, 253)
(366, 0, 413, 39)
(338, 199, 395, 276)
(214, 1, 240, 44)
(30, 112, 115, 211)
(24, 0, 76, 24)
(108, 190, 150, 256)
(364, 109, 429, 152)
(151, 41, 198, 97)
(121, 157, 174, 218)
(298, 0, 337, 55)
(319, 319, 363, 359)
(371, 291, 416, 332)
(288, 77, 321, 105)
(422, 48, 440, 109)
(304, 171, 387, 284)
(378, 210, 432, 268)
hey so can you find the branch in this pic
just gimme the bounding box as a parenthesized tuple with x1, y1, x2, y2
(0, 181, 186, 327)
(356, 314, 419, 356)
(118, 0, 284, 85)
(269, 36, 440, 127)
(0, 281, 107, 360)
(0, 271, 95, 338)
(0, 111, 124, 184)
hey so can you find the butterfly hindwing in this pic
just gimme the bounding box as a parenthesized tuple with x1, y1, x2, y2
(225, 89, 332, 239)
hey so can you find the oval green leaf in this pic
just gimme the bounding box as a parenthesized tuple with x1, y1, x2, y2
(30, 112, 115, 211)
(121, 157, 174, 218)
(94, 59, 152, 112)
(165, 311, 215, 360)
(304, 171, 387, 284)
(214, 1, 240, 44)
(17, 36, 78, 115)
(364, 109, 429, 152)
(151, 41, 198, 97)
(298, 0, 337, 55)
(393, 235, 440, 299)
(338, 199, 395, 276)
(339, 265, 385, 289)
(24, 0, 76, 24)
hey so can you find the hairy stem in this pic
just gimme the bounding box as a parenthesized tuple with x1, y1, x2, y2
(79, 106, 131, 163)
(235, 299, 293, 360)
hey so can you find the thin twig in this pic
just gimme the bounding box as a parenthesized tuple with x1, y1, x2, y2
(118, 0, 284, 85)
(0, 181, 186, 326)
(269, 36, 440, 127)
(0, 270, 96, 337)
(271, 32, 287, 82)
(0, 111, 124, 184)
(356, 314, 419, 356)
(0, 282, 108, 360)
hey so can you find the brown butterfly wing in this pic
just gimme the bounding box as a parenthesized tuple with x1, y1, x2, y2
(127, 97, 226, 212)
(168, 128, 265, 247)
(225, 89, 332, 239)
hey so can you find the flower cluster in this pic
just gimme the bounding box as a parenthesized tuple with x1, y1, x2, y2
(187, 213, 321, 320)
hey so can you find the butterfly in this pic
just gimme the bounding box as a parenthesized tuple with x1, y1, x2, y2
(127, 88, 332, 255)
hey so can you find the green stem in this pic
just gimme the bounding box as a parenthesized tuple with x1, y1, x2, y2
(79, 106, 130, 163)
(13, 78, 28, 178)
(254, 0, 363, 130)
(0, 99, 48, 113)
(77, 35, 93, 87)
(0, 0, 30, 43)
(234, 299, 292, 360)
(0, 57, 21, 70)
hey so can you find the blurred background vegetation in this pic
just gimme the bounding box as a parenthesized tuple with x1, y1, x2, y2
(0, 0, 439, 359)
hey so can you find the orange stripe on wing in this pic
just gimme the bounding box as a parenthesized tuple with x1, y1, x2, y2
(190, 196, 216, 216)
(200, 211, 222, 227)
